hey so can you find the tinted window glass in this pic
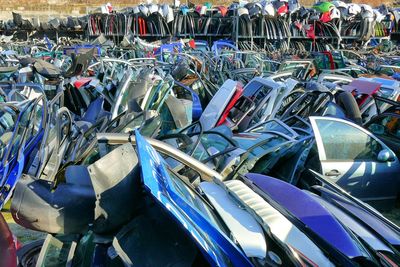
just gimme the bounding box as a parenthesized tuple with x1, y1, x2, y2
(280, 62, 310, 72)
(145, 81, 173, 111)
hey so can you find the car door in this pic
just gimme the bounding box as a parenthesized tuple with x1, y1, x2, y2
(310, 116, 400, 204)
(0, 98, 45, 208)
(199, 79, 239, 131)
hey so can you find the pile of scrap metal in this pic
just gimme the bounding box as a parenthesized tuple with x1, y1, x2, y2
(0, 3, 399, 267)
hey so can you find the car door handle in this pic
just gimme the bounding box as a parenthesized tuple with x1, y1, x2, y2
(325, 169, 341, 177)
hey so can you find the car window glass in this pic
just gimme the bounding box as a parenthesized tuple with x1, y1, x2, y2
(314, 54, 330, 69)
(251, 85, 272, 104)
(316, 119, 382, 161)
(280, 62, 310, 72)
(262, 60, 279, 73)
(119, 115, 144, 133)
(0, 109, 16, 159)
(0, 110, 15, 135)
(324, 102, 346, 119)
(72, 232, 95, 266)
(288, 93, 316, 117)
(37, 235, 76, 266)
(82, 147, 100, 165)
(146, 81, 172, 111)
(115, 70, 140, 115)
(369, 115, 400, 139)
(32, 99, 44, 135)
(172, 84, 193, 100)
(193, 133, 232, 162)
(232, 84, 271, 124)
(256, 135, 290, 152)
(242, 82, 262, 97)
(323, 78, 351, 86)
(359, 97, 374, 111)
(250, 120, 293, 137)
(377, 87, 395, 99)
(7, 99, 42, 160)
(378, 67, 395, 76)
(117, 81, 134, 115)
(8, 109, 32, 160)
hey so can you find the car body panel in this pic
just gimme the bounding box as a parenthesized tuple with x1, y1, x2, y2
(224, 178, 334, 266)
(233, 77, 297, 130)
(174, 80, 203, 121)
(199, 79, 239, 131)
(310, 191, 393, 252)
(199, 181, 267, 259)
(135, 130, 253, 267)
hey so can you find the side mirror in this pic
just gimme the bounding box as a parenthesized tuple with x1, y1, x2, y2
(377, 149, 395, 162)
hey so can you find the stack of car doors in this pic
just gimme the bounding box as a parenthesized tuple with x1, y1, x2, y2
(0, 3, 399, 266)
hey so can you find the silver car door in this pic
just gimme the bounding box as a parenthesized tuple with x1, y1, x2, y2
(310, 116, 400, 204)
(199, 79, 239, 131)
